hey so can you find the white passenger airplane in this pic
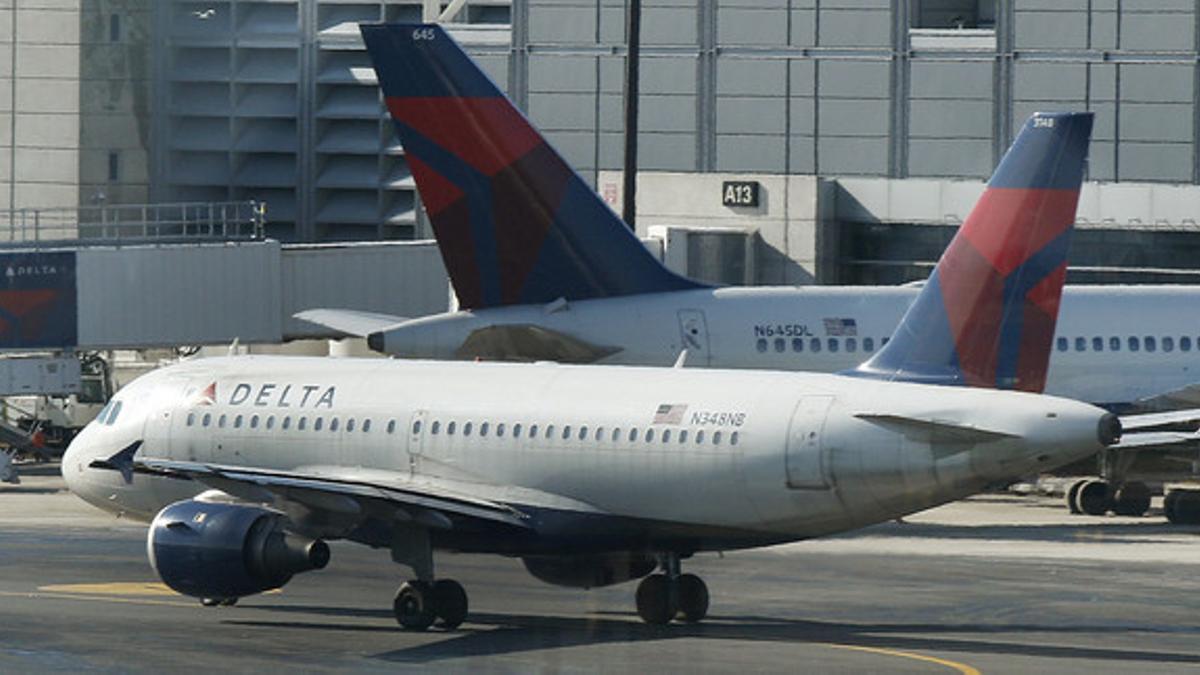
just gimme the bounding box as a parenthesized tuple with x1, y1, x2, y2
(61, 26, 1153, 630)
(292, 24, 1200, 522)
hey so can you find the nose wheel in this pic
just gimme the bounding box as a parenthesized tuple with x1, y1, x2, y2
(634, 554, 709, 624)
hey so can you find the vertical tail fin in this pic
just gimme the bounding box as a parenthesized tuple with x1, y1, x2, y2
(853, 112, 1093, 392)
(360, 23, 706, 310)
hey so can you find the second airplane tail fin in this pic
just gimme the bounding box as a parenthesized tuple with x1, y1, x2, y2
(360, 23, 707, 310)
(853, 112, 1093, 393)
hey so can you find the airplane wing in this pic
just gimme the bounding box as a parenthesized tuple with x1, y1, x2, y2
(1135, 384, 1200, 411)
(91, 445, 608, 535)
(1119, 408, 1200, 432)
(293, 309, 407, 337)
(853, 412, 1019, 443)
(1111, 430, 1200, 451)
(455, 324, 622, 363)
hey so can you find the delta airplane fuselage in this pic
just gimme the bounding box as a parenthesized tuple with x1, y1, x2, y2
(376, 285, 1198, 410)
(63, 355, 1108, 550)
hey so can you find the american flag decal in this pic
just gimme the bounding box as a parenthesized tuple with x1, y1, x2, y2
(823, 317, 857, 337)
(653, 403, 687, 425)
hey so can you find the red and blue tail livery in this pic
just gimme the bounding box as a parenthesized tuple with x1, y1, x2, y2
(855, 112, 1094, 392)
(360, 23, 706, 310)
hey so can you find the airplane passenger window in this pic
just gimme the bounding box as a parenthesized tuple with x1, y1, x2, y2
(1145, 336, 1157, 352)
(662, 429, 671, 443)
(679, 429, 688, 443)
(562, 425, 571, 440)
(480, 422, 489, 437)
(202, 413, 211, 427)
(1056, 337, 1068, 352)
(611, 428, 621, 442)
(314, 418, 324, 431)
(810, 338, 821, 353)
(730, 431, 739, 446)
(595, 427, 604, 441)
(1092, 337, 1103, 351)
(846, 338, 857, 353)
(756, 338, 767, 353)
(645, 429, 655, 442)
(579, 426, 588, 440)
(1183, 337, 1193, 352)
(387, 420, 396, 434)
(1110, 336, 1121, 351)
(447, 421, 457, 435)
(774, 338, 785, 353)
(1074, 337, 1085, 352)
(218, 414, 226, 428)
(298, 417, 307, 430)
(628, 428, 638, 442)
(828, 339, 839, 353)
(1164, 337, 1175, 352)
(234, 415, 243, 428)
(696, 430, 706, 444)
(1129, 337, 1140, 352)
(792, 337, 804, 352)
(714, 431, 722, 445)
(266, 416, 275, 430)
(187, 412, 195, 426)
(513, 423, 522, 438)
(863, 337, 875, 352)
(497, 423, 505, 437)
(430, 421, 440, 435)
(545, 424, 554, 439)
(330, 418, 340, 432)
(362, 419, 372, 432)
(281, 416, 290, 430)
(528, 423, 537, 437)
(250, 415, 259, 429)
(463, 422, 473, 436)
(347, 418, 356, 432)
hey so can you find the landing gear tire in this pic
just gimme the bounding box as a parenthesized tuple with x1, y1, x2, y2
(1066, 479, 1088, 514)
(432, 579, 468, 629)
(201, 597, 238, 607)
(394, 581, 436, 631)
(1112, 481, 1151, 517)
(635, 574, 677, 625)
(675, 573, 709, 623)
(1076, 479, 1110, 516)
(1165, 490, 1200, 525)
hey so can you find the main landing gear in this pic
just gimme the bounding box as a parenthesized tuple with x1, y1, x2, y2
(634, 554, 710, 625)
(393, 579, 468, 630)
(1164, 489, 1200, 525)
(1066, 479, 1151, 517)
(390, 526, 469, 631)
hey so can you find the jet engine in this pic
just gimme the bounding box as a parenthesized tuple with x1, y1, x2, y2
(522, 553, 656, 589)
(148, 500, 330, 599)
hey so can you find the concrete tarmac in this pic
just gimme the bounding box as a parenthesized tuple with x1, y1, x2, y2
(2, 465, 1199, 673)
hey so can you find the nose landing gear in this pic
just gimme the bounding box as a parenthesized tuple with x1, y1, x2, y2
(634, 553, 710, 625)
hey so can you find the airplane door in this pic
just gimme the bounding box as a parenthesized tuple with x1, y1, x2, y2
(407, 410, 427, 472)
(677, 309, 711, 366)
(786, 395, 834, 489)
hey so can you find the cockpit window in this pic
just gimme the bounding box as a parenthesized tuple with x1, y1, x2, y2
(94, 401, 113, 425)
(106, 401, 123, 426)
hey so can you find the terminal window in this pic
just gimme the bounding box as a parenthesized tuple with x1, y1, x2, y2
(911, 1, 995, 29)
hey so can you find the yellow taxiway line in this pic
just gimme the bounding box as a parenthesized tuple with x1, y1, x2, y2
(822, 642, 982, 675)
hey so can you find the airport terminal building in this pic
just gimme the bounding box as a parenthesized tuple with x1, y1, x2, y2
(5, 1, 1200, 283)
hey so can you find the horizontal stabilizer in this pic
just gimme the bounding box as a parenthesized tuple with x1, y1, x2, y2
(294, 309, 407, 337)
(1111, 431, 1200, 451)
(854, 413, 1018, 443)
(1118, 408, 1200, 432)
(455, 324, 622, 363)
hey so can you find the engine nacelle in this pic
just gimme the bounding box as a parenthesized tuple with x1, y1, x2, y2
(148, 500, 330, 599)
(522, 553, 656, 589)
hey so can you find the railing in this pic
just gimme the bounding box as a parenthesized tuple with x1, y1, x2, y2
(0, 201, 266, 247)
